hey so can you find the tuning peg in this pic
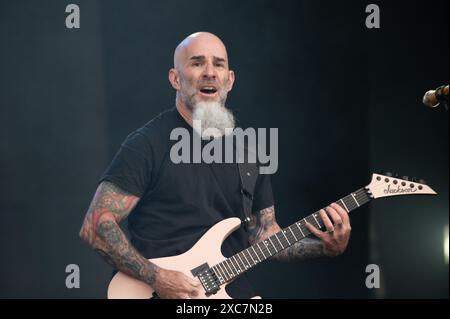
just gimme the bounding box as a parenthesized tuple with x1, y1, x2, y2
(419, 179, 427, 184)
(394, 173, 399, 178)
(412, 177, 418, 182)
(401, 176, 409, 181)
(385, 172, 393, 177)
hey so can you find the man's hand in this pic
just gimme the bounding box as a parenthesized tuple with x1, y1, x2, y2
(248, 206, 325, 261)
(305, 202, 351, 257)
(153, 268, 202, 299)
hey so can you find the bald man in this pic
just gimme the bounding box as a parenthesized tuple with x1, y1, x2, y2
(80, 32, 351, 299)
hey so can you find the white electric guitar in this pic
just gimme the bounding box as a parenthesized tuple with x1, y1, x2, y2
(107, 173, 437, 299)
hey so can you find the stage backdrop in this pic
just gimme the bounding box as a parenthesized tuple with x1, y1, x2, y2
(0, 0, 447, 298)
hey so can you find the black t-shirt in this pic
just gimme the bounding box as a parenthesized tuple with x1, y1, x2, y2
(100, 107, 274, 298)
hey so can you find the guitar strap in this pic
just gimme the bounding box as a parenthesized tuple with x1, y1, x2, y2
(236, 146, 259, 229)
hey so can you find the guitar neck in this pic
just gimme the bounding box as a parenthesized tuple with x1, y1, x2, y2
(211, 187, 371, 284)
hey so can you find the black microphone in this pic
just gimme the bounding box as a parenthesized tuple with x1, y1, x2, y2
(422, 84, 449, 108)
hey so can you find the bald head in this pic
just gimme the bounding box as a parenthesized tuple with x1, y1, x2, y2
(168, 31, 235, 111)
(173, 32, 229, 69)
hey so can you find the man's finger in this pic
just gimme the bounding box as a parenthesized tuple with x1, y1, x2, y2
(189, 288, 199, 296)
(305, 221, 325, 239)
(186, 276, 201, 287)
(325, 205, 343, 226)
(182, 279, 200, 296)
(319, 209, 334, 233)
(331, 203, 350, 225)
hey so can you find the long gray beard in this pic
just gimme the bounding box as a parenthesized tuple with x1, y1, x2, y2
(192, 102, 235, 138)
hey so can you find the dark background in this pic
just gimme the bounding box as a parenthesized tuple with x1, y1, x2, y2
(0, 0, 447, 298)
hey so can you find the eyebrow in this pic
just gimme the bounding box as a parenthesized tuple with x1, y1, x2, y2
(189, 55, 227, 63)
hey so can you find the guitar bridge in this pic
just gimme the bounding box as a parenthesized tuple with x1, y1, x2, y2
(191, 263, 220, 295)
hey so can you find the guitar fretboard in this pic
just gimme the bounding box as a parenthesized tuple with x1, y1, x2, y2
(210, 187, 371, 284)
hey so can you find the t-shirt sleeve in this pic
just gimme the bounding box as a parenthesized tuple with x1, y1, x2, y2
(251, 173, 275, 213)
(99, 131, 153, 197)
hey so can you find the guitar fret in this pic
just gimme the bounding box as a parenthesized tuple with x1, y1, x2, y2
(312, 214, 321, 228)
(221, 263, 231, 281)
(226, 259, 236, 277)
(351, 193, 360, 207)
(232, 256, 241, 273)
(263, 242, 272, 257)
(212, 266, 224, 284)
(232, 258, 241, 275)
(288, 227, 298, 241)
(218, 265, 226, 281)
(227, 258, 237, 277)
(297, 222, 305, 237)
(230, 256, 241, 274)
(216, 264, 225, 282)
(344, 196, 355, 211)
(251, 246, 261, 262)
(236, 255, 245, 272)
(274, 234, 284, 250)
(350, 194, 358, 209)
(245, 249, 257, 265)
(303, 218, 308, 228)
(261, 240, 268, 254)
(263, 240, 273, 256)
(351, 196, 359, 210)
(346, 196, 355, 211)
(282, 230, 291, 245)
(316, 213, 323, 228)
(262, 239, 273, 255)
(339, 199, 349, 212)
(236, 254, 247, 271)
(257, 243, 267, 259)
(220, 262, 231, 280)
(241, 251, 252, 267)
(240, 255, 248, 271)
(268, 236, 277, 253)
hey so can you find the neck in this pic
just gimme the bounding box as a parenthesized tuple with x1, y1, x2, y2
(210, 187, 372, 284)
(176, 97, 193, 128)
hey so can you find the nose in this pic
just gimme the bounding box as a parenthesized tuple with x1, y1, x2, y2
(202, 61, 216, 80)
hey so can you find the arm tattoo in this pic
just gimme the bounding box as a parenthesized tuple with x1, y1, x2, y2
(276, 238, 325, 261)
(80, 181, 138, 244)
(94, 220, 159, 286)
(79, 181, 159, 286)
(247, 206, 277, 244)
(247, 205, 325, 262)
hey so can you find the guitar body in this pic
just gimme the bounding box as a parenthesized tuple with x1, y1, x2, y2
(108, 217, 261, 299)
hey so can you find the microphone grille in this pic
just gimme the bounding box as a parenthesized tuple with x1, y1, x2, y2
(423, 90, 439, 108)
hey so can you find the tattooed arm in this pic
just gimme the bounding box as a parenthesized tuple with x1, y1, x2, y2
(247, 205, 351, 261)
(79, 181, 200, 299)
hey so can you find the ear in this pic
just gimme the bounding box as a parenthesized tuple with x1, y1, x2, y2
(168, 68, 181, 90)
(226, 70, 235, 92)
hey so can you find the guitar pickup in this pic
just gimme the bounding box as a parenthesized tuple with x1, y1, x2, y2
(191, 263, 220, 296)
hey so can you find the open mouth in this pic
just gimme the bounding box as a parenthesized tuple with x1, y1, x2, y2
(199, 86, 218, 95)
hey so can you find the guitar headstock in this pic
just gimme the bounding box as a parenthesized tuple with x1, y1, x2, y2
(365, 172, 437, 199)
